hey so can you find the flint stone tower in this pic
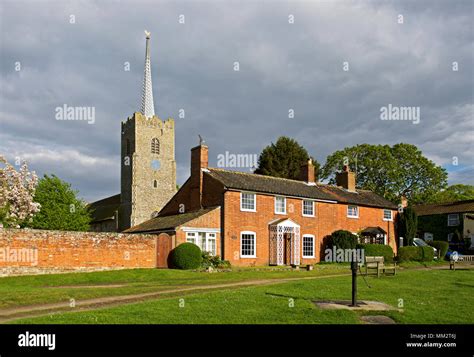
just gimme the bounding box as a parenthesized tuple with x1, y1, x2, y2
(119, 31, 176, 231)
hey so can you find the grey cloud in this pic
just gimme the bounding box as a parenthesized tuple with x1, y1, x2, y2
(0, 0, 472, 202)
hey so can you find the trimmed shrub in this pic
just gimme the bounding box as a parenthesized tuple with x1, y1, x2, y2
(428, 240, 449, 259)
(171, 243, 202, 270)
(398, 246, 422, 262)
(201, 251, 231, 269)
(327, 230, 358, 250)
(356, 243, 394, 263)
(420, 246, 434, 261)
(398, 246, 435, 262)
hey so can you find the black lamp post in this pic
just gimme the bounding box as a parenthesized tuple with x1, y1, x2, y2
(350, 260, 358, 307)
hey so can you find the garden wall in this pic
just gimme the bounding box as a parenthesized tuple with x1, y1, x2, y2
(0, 228, 157, 276)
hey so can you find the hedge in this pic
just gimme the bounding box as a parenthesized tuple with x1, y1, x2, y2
(171, 243, 202, 269)
(356, 243, 394, 263)
(428, 240, 449, 259)
(421, 246, 435, 261)
(326, 230, 358, 250)
(398, 246, 434, 262)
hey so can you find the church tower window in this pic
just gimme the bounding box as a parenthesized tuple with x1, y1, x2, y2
(151, 138, 160, 154)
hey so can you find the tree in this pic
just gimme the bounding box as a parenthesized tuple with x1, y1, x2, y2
(255, 137, 320, 180)
(320, 143, 448, 203)
(29, 175, 91, 231)
(0, 156, 40, 228)
(425, 184, 474, 204)
(398, 206, 418, 246)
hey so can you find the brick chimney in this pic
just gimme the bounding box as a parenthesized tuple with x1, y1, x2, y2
(336, 165, 356, 192)
(190, 144, 208, 209)
(299, 159, 315, 184)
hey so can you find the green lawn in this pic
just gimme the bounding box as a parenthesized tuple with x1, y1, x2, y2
(8, 268, 474, 324)
(0, 264, 350, 309)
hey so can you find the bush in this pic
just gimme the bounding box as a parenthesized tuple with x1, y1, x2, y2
(171, 243, 202, 270)
(356, 243, 394, 263)
(398, 246, 421, 262)
(201, 251, 231, 269)
(428, 240, 449, 259)
(398, 246, 435, 262)
(420, 246, 434, 261)
(327, 230, 358, 250)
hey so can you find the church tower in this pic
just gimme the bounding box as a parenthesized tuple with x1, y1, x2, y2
(119, 31, 177, 231)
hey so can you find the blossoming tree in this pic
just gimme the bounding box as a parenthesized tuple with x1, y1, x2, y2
(0, 156, 40, 228)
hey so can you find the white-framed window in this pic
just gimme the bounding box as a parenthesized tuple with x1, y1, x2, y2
(275, 196, 286, 214)
(447, 214, 460, 226)
(447, 233, 454, 242)
(207, 233, 216, 256)
(302, 200, 315, 217)
(302, 235, 315, 258)
(347, 205, 359, 218)
(240, 231, 256, 258)
(185, 232, 216, 255)
(186, 232, 197, 245)
(383, 209, 393, 221)
(240, 192, 256, 212)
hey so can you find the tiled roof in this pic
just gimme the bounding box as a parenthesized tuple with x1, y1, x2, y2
(319, 185, 398, 209)
(206, 168, 397, 209)
(88, 194, 121, 222)
(414, 200, 474, 216)
(124, 207, 219, 233)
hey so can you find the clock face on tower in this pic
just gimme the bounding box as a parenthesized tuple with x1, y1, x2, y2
(151, 159, 161, 171)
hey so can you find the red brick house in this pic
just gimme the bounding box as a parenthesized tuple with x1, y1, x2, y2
(126, 144, 398, 267)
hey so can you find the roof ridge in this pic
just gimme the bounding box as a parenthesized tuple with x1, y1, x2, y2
(208, 167, 324, 186)
(415, 199, 474, 207)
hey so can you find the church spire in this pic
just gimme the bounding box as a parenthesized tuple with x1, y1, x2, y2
(140, 30, 155, 118)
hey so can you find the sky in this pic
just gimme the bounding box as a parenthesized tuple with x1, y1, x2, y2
(0, 0, 473, 202)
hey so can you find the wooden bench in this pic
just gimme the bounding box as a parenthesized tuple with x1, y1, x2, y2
(450, 255, 474, 270)
(363, 256, 397, 277)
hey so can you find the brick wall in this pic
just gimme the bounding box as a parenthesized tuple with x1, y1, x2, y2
(0, 228, 157, 276)
(222, 190, 397, 266)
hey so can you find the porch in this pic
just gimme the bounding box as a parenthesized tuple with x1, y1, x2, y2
(269, 218, 301, 266)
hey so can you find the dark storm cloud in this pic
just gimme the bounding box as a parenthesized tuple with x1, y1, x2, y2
(0, 0, 472, 201)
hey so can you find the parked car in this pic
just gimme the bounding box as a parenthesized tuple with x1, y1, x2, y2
(412, 238, 438, 259)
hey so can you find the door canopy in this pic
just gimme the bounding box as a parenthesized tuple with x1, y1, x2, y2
(269, 218, 301, 266)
